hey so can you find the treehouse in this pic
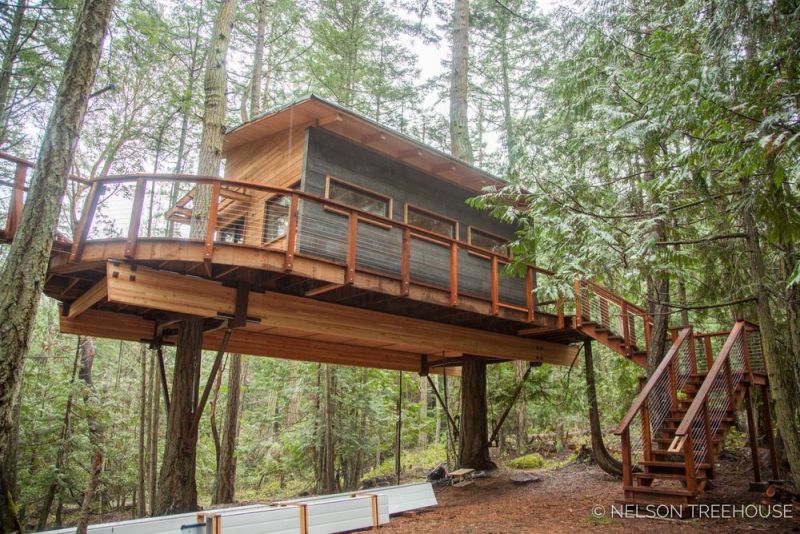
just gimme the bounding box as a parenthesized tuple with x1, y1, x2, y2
(0, 96, 779, 507)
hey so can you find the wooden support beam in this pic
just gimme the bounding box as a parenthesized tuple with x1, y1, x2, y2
(361, 132, 386, 144)
(284, 193, 298, 271)
(398, 148, 423, 159)
(70, 181, 103, 263)
(305, 283, 344, 297)
(104, 261, 579, 365)
(203, 181, 221, 262)
(219, 187, 251, 202)
(318, 112, 343, 126)
(431, 163, 456, 174)
(192, 327, 231, 434)
(426, 375, 459, 438)
(66, 278, 108, 319)
(125, 177, 147, 258)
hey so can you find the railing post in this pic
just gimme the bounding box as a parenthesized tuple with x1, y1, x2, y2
(400, 227, 410, 296)
(70, 181, 103, 263)
(526, 266, 535, 323)
(4, 161, 28, 238)
(621, 302, 631, 356)
(203, 180, 221, 262)
(346, 212, 357, 284)
(723, 358, 736, 411)
(283, 193, 298, 272)
(574, 279, 583, 326)
(704, 336, 714, 369)
(641, 400, 652, 461)
(668, 360, 679, 409)
(449, 242, 458, 306)
(621, 428, 632, 487)
(687, 328, 698, 374)
(741, 326, 754, 383)
(125, 177, 147, 258)
(556, 295, 565, 329)
(684, 433, 698, 494)
(490, 254, 499, 316)
(702, 401, 716, 478)
(644, 318, 652, 355)
(599, 297, 609, 330)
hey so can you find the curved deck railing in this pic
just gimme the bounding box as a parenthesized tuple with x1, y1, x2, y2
(613, 327, 695, 488)
(0, 151, 564, 324)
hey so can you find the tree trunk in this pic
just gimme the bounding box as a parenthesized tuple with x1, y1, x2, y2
(316, 364, 336, 493)
(148, 349, 160, 516)
(647, 275, 670, 371)
(250, 0, 267, 117)
(514, 360, 528, 453)
(458, 358, 495, 469)
(76, 338, 104, 534)
(448, 0, 473, 163)
(137, 345, 147, 517)
(155, 320, 203, 514)
(741, 193, 800, 488)
(0, 0, 114, 528)
(214, 354, 244, 504)
(418, 376, 428, 448)
(583, 340, 622, 476)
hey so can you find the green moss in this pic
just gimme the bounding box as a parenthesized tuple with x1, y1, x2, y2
(508, 453, 545, 469)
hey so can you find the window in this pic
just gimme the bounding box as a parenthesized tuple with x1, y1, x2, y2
(263, 195, 290, 244)
(469, 227, 509, 255)
(405, 205, 457, 238)
(326, 177, 391, 217)
(219, 216, 245, 244)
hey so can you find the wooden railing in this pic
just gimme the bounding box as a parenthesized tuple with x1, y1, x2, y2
(0, 151, 34, 241)
(614, 327, 696, 489)
(668, 321, 762, 478)
(18, 172, 561, 323)
(575, 279, 653, 356)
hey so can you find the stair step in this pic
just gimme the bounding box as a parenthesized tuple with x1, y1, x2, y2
(651, 449, 685, 457)
(653, 437, 721, 445)
(624, 485, 694, 497)
(640, 460, 711, 470)
(634, 472, 706, 482)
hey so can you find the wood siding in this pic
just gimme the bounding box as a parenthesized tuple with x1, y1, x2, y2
(222, 126, 307, 246)
(298, 128, 526, 305)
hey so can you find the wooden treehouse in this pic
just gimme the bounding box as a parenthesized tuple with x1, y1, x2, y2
(0, 96, 779, 507)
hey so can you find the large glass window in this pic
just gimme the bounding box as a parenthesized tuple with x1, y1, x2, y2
(469, 227, 509, 255)
(219, 216, 245, 244)
(263, 195, 290, 244)
(405, 205, 456, 238)
(326, 177, 391, 217)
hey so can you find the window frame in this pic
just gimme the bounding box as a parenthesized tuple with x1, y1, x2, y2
(467, 226, 510, 257)
(403, 203, 459, 240)
(324, 175, 393, 219)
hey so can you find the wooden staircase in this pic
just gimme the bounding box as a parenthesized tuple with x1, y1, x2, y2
(573, 281, 779, 506)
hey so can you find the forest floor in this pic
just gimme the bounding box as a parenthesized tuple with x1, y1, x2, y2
(381, 451, 799, 533)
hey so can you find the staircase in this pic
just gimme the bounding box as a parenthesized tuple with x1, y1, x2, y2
(574, 281, 778, 506)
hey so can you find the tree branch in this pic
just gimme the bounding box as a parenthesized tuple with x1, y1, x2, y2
(656, 233, 747, 246)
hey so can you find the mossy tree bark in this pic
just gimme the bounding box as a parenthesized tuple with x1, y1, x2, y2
(0, 0, 114, 529)
(449, 0, 474, 163)
(458, 358, 496, 470)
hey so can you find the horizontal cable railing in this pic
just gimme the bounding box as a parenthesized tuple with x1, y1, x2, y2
(669, 321, 755, 480)
(614, 327, 695, 488)
(38, 172, 564, 323)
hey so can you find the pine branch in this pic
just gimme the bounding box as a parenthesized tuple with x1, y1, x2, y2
(656, 233, 747, 246)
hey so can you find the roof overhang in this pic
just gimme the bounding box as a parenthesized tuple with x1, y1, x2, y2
(224, 95, 506, 194)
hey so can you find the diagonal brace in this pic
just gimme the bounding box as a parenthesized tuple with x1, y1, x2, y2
(427, 375, 459, 438)
(489, 362, 537, 446)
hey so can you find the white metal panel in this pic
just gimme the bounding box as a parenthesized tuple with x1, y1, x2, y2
(305, 496, 376, 534)
(213, 506, 301, 534)
(276, 482, 435, 517)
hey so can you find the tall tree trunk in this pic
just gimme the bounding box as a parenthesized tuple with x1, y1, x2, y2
(513, 360, 528, 453)
(214, 354, 244, 504)
(0, 0, 27, 146)
(250, 0, 267, 118)
(137, 345, 147, 517)
(741, 191, 800, 488)
(76, 338, 104, 534)
(418, 376, 428, 448)
(0, 0, 114, 529)
(156, 321, 202, 514)
(317, 364, 336, 493)
(448, 0, 473, 163)
(458, 358, 495, 469)
(583, 340, 622, 476)
(148, 349, 160, 515)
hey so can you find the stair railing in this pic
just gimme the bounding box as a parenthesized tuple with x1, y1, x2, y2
(614, 327, 696, 488)
(575, 280, 653, 357)
(669, 321, 757, 482)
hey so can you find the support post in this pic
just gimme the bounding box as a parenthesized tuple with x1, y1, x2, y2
(449, 242, 458, 306)
(283, 193, 298, 271)
(526, 267, 535, 323)
(70, 181, 103, 263)
(760, 385, 779, 479)
(192, 326, 232, 434)
(744, 385, 761, 483)
(426, 375, 458, 438)
(4, 161, 28, 238)
(125, 177, 147, 258)
(395, 371, 402, 485)
(203, 180, 221, 262)
(490, 255, 499, 316)
(621, 302, 631, 357)
(346, 212, 357, 284)
(400, 228, 410, 296)
(621, 429, 632, 487)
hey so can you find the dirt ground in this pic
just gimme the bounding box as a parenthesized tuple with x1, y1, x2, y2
(381, 455, 799, 533)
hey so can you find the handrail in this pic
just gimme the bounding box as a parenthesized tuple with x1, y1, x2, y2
(673, 321, 744, 439)
(581, 279, 649, 316)
(614, 327, 692, 435)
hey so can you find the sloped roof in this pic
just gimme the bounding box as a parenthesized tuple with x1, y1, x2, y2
(224, 95, 506, 194)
